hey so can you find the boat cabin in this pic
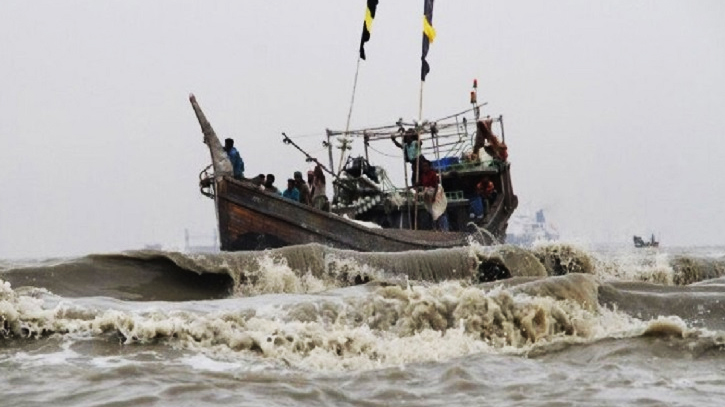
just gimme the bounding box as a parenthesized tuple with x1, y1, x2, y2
(324, 112, 516, 242)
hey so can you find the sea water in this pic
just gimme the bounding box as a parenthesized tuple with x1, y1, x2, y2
(1, 243, 724, 406)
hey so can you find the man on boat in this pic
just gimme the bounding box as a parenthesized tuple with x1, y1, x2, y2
(264, 174, 281, 194)
(391, 128, 425, 184)
(307, 170, 315, 192)
(311, 165, 329, 210)
(223, 138, 245, 179)
(293, 171, 311, 205)
(469, 183, 486, 220)
(250, 174, 265, 188)
(478, 178, 497, 217)
(282, 179, 300, 202)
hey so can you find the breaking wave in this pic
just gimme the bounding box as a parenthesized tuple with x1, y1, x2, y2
(2, 270, 724, 371)
(3, 242, 725, 371)
(0, 244, 550, 300)
(3, 243, 725, 301)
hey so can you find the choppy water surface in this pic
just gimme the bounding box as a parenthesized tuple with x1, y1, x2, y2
(2, 243, 725, 406)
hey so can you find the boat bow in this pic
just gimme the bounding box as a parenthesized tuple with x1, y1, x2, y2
(189, 94, 233, 179)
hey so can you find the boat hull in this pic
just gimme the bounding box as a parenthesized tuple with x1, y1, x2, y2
(215, 177, 494, 252)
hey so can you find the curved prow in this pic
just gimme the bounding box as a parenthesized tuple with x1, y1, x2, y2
(189, 94, 233, 178)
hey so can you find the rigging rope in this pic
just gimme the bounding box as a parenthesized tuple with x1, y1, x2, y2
(367, 144, 403, 158)
(345, 58, 362, 136)
(338, 57, 363, 173)
(285, 132, 327, 139)
(329, 102, 489, 137)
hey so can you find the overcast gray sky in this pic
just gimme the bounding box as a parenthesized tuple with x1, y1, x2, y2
(1, 1, 724, 258)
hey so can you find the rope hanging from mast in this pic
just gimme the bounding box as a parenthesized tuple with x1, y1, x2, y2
(338, 57, 363, 174)
(338, 1, 379, 174)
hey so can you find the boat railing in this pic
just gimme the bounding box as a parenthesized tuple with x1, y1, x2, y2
(422, 124, 475, 160)
(445, 190, 465, 201)
(327, 104, 500, 158)
(434, 158, 502, 174)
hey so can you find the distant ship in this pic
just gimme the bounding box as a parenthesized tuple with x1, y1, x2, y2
(633, 234, 659, 248)
(506, 209, 559, 247)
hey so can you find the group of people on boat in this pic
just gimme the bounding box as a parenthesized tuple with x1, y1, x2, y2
(282, 167, 329, 210)
(222, 116, 506, 234)
(224, 137, 329, 210)
(252, 168, 329, 210)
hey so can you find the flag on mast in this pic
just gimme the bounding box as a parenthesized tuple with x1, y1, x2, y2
(359, 0, 379, 60)
(421, 0, 436, 81)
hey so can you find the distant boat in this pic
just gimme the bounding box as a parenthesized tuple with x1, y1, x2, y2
(506, 209, 559, 247)
(633, 234, 659, 248)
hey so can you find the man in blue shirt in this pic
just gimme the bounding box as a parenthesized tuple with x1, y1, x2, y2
(223, 138, 245, 179)
(282, 178, 300, 202)
(391, 128, 424, 185)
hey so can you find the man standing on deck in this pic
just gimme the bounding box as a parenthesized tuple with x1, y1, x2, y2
(310, 165, 329, 210)
(307, 170, 315, 193)
(264, 174, 281, 194)
(391, 128, 425, 185)
(293, 171, 311, 205)
(223, 138, 245, 179)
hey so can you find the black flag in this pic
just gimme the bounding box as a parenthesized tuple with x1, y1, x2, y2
(359, 0, 379, 60)
(421, 0, 436, 81)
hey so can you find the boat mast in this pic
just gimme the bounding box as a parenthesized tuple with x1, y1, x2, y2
(363, 132, 370, 162)
(499, 114, 505, 143)
(337, 0, 380, 174)
(325, 129, 334, 171)
(414, 0, 437, 230)
(472, 79, 480, 122)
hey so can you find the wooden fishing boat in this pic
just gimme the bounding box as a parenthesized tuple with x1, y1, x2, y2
(186, 1, 518, 252)
(189, 92, 518, 252)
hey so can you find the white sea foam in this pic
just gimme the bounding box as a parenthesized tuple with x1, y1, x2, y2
(233, 254, 330, 296)
(228, 251, 393, 297)
(180, 353, 251, 373)
(6, 339, 79, 367)
(6, 274, 712, 373)
(592, 249, 675, 284)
